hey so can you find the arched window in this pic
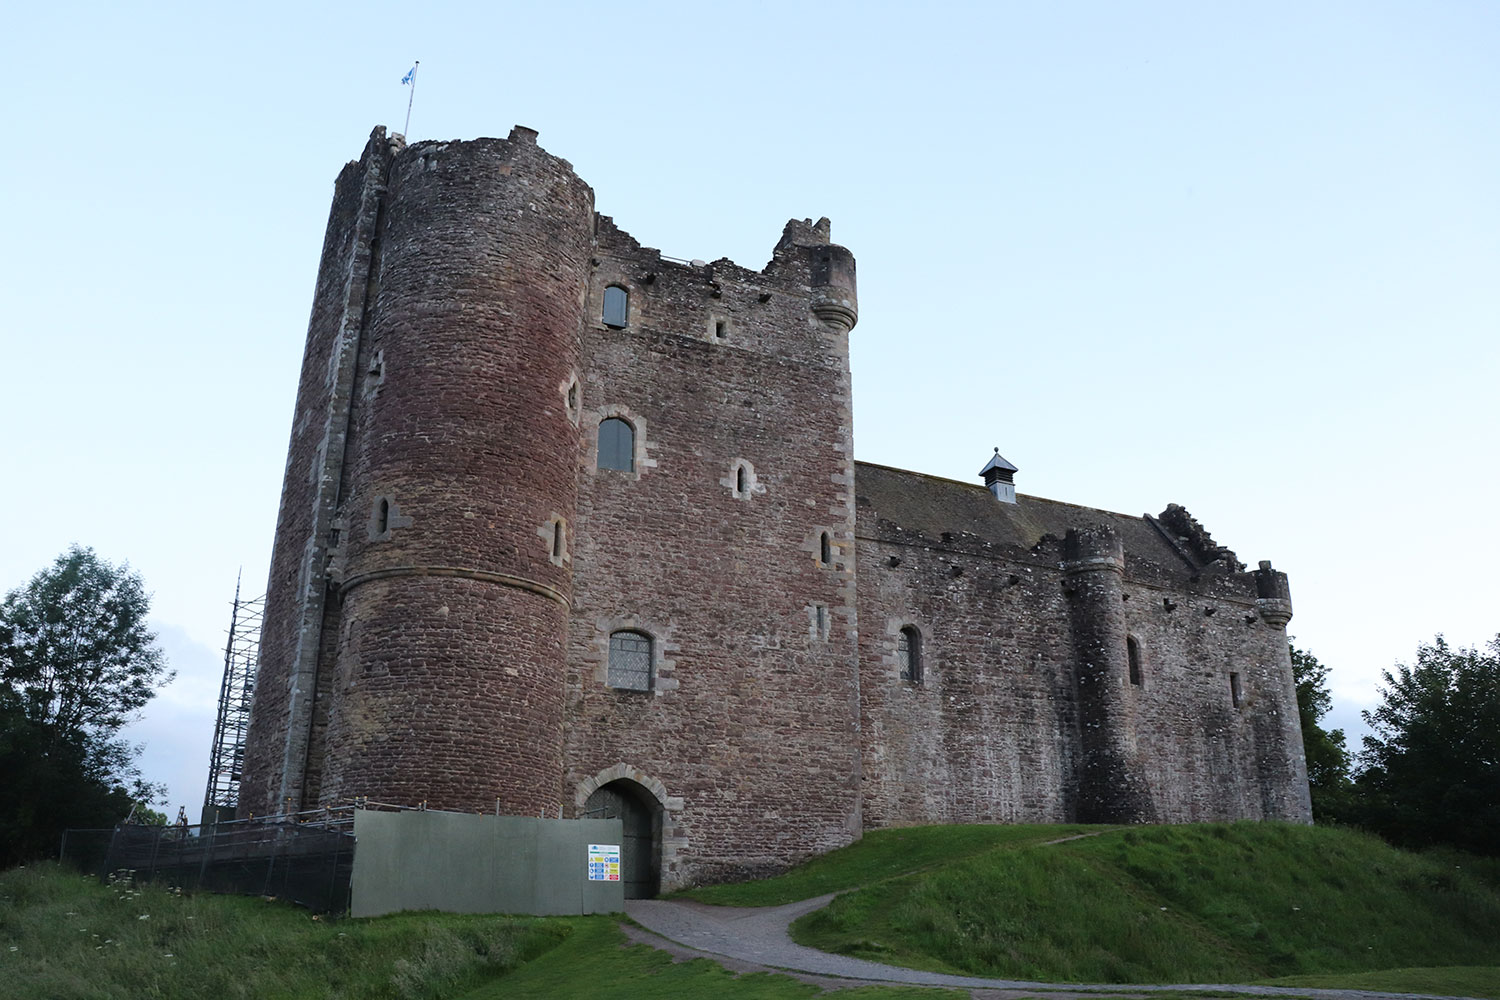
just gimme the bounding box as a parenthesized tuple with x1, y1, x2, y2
(598, 417, 635, 471)
(898, 626, 923, 685)
(736, 465, 747, 494)
(376, 498, 390, 535)
(608, 630, 653, 691)
(820, 532, 832, 565)
(552, 520, 565, 559)
(1127, 636, 1143, 686)
(602, 286, 629, 328)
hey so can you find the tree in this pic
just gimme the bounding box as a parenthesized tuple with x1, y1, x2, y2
(1289, 643, 1353, 822)
(0, 546, 172, 866)
(1356, 634, 1500, 856)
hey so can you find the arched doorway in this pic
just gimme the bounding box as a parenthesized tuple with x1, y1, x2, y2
(583, 779, 661, 899)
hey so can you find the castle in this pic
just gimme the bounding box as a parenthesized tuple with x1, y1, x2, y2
(239, 125, 1311, 897)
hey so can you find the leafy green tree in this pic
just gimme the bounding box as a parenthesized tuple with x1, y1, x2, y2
(1356, 635, 1500, 856)
(0, 546, 171, 866)
(1289, 643, 1353, 822)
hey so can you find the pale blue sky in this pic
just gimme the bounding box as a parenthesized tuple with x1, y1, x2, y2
(3, 1, 1496, 815)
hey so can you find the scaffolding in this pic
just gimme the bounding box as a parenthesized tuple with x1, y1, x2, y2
(203, 575, 265, 825)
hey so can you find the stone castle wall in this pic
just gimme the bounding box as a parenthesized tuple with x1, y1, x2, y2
(239, 126, 1310, 888)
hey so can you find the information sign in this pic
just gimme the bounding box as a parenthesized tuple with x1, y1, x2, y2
(586, 843, 621, 882)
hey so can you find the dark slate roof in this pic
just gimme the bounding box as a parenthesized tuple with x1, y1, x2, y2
(854, 461, 1200, 578)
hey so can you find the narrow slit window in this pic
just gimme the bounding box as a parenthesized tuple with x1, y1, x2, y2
(820, 532, 832, 565)
(608, 630, 653, 691)
(1230, 672, 1243, 709)
(598, 417, 635, 471)
(1127, 636, 1143, 686)
(377, 498, 390, 535)
(552, 521, 565, 559)
(736, 465, 747, 494)
(714, 319, 726, 339)
(898, 626, 923, 685)
(602, 286, 629, 328)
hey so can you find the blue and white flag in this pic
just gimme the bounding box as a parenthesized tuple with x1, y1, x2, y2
(401, 65, 417, 86)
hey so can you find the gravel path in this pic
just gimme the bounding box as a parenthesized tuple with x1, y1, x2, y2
(624, 895, 1483, 1000)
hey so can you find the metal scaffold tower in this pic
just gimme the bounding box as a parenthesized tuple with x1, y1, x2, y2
(203, 575, 265, 825)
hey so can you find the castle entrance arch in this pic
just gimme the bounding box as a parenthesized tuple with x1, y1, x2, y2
(583, 779, 661, 899)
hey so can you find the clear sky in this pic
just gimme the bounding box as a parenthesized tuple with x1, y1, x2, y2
(3, 1, 1496, 818)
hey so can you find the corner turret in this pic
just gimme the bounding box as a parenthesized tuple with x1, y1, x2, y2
(774, 217, 857, 333)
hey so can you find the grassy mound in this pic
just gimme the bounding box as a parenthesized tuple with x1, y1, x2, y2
(792, 823, 1500, 985)
(679, 823, 1099, 906)
(0, 863, 566, 999)
(0, 865, 949, 999)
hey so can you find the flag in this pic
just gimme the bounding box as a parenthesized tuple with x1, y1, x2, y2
(401, 65, 417, 86)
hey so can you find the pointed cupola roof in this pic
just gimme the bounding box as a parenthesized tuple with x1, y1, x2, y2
(978, 448, 1018, 478)
(979, 448, 1019, 504)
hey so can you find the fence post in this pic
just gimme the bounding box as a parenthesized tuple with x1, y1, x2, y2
(196, 822, 216, 891)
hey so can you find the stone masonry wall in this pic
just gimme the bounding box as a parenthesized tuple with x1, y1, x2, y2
(240, 129, 395, 818)
(856, 467, 1311, 829)
(563, 219, 863, 889)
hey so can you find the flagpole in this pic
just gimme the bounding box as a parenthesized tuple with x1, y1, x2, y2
(403, 61, 420, 137)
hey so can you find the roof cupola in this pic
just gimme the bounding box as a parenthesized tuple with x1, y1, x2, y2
(979, 448, 1019, 504)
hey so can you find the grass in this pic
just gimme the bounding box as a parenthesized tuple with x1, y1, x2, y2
(0, 863, 566, 999)
(0, 864, 949, 999)
(790, 822, 1500, 985)
(1260, 967, 1500, 1000)
(678, 823, 1101, 906)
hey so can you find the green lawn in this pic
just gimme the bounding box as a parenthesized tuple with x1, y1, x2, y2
(678, 823, 1102, 906)
(1260, 966, 1500, 1000)
(0, 865, 947, 999)
(790, 823, 1500, 986)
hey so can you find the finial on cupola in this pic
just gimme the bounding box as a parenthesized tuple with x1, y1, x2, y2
(979, 447, 1019, 504)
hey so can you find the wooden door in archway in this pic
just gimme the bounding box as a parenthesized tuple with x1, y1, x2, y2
(583, 780, 661, 899)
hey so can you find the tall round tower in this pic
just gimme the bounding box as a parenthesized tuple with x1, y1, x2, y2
(310, 127, 596, 815)
(1064, 525, 1157, 823)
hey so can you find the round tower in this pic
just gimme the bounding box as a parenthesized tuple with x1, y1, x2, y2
(1064, 525, 1156, 824)
(316, 127, 595, 816)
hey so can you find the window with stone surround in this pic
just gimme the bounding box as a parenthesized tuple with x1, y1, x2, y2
(608, 630, 653, 691)
(602, 286, 629, 328)
(598, 417, 635, 472)
(1230, 671, 1244, 709)
(1127, 636, 1143, 686)
(899, 626, 923, 685)
(820, 532, 832, 566)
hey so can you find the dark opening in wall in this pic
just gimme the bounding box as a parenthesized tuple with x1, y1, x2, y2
(552, 520, 565, 559)
(598, 417, 635, 471)
(714, 319, 726, 340)
(899, 626, 923, 685)
(737, 465, 747, 494)
(602, 286, 629, 328)
(820, 532, 832, 565)
(1127, 636, 1143, 686)
(377, 498, 390, 535)
(1230, 672, 1243, 709)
